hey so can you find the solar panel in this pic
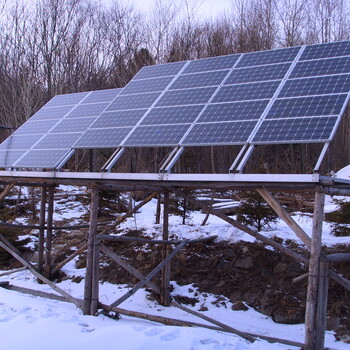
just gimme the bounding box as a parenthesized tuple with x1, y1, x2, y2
(132, 61, 186, 80)
(182, 121, 257, 145)
(2, 40, 350, 169)
(0, 88, 122, 168)
(183, 54, 240, 74)
(124, 124, 191, 147)
(252, 116, 338, 143)
(73, 127, 132, 149)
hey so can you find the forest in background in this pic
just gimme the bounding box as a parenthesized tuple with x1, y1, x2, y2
(0, 0, 350, 174)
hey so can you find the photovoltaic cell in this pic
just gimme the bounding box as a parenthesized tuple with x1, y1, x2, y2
(66, 102, 109, 118)
(0, 134, 42, 150)
(252, 116, 338, 143)
(0, 150, 26, 167)
(198, 100, 270, 123)
(279, 74, 350, 97)
(141, 105, 205, 125)
(290, 57, 350, 78)
(133, 61, 186, 80)
(225, 63, 291, 84)
(169, 70, 229, 90)
(13, 149, 71, 168)
(124, 124, 191, 147)
(91, 110, 147, 128)
(44, 91, 89, 107)
(213, 81, 281, 103)
(73, 127, 132, 149)
(156, 87, 217, 107)
(107, 92, 160, 111)
(267, 95, 347, 119)
(300, 41, 350, 61)
(34, 133, 83, 149)
(183, 54, 240, 74)
(82, 89, 122, 104)
(29, 105, 73, 121)
(51, 117, 96, 133)
(120, 76, 174, 95)
(15, 120, 59, 135)
(182, 121, 257, 145)
(237, 46, 300, 68)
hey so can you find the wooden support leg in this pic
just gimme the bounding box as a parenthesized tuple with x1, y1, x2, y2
(161, 191, 171, 306)
(315, 261, 329, 350)
(38, 186, 47, 273)
(304, 191, 325, 350)
(44, 186, 54, 279)
(84, 187, 99, 315)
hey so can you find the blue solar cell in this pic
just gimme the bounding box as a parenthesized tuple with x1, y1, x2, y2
(133, 61, 186, 80)
(34, 133, 83, 149)
(124, 124, 191, 147)
(213, 81, 281, 102)
(183, 54, 240, 74)
(44, 91, 89, 107)
(73, 127, 132, 148)
(121, 76, 174, 95)
(0, 134, 42, 150)
(198, 100, 269, 123)
(279, 74, 350, 97)
(252, 116, 338, 143)
(267, 95, 347, 119)
(15, 120, 58, 135)
(82, 89, 122, 104)
(66, 102, 109, 118)
(170, 70, 229, 90)
(237, 47, 300, 68)
(182, 121, 256, 145)
(156, 87, 217, 107)
(290, 57, 350, 78)
(51, 117, 96, 133)
(141, 105, 205, 125)
(225, 63, 291, 84)
(92, 110, 147, 128)
(13, 149, 71, 168)
(0, 150, 27, 167)
(30, 105, 73, 121)
(300, 41, 350, 61)
(107, 92, 160, 111)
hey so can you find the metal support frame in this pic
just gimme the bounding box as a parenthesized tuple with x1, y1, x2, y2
(313, 143, 330, 173)
(160, 147, 185, 174)
(229, 145, 248, 173)
(54, 149, 75, 171)
(236, 145, 255, 173)
(101, 147, 125, 172)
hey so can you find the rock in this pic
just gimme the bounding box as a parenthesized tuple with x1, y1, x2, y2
(242, 246, 249, 254)
(136, 252, 144, 262)
(232, 301, 249, 311)
(273, 310, 303, 324)
(234, 257, 253, 269)
(273, 262, 288, 274)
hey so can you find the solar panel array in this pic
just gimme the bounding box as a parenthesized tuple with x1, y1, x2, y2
(0, 40, 350, 169)
(0, 89, 122, 168)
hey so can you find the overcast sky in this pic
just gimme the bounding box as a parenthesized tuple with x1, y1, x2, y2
(126, 0, 231, 19)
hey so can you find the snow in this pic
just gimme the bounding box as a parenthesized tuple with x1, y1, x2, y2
(1, 167, 350, 349)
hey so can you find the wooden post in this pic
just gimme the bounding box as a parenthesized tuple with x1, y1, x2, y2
(155, 193, 161, 224)
(315, 261, 329, 350)
(161, 191, 171, 306)
(38, 186, 47, 273)
(84, 187, 99, 315)
(304, 191, 325, 350)
(44, 186, 54, 279)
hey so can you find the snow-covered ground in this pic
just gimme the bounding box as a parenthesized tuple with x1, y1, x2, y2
(1, 181, 350, 349)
